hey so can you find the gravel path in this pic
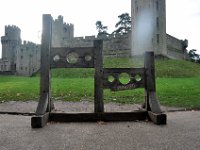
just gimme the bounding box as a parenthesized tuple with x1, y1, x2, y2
(0, 101, 199, 150)
(0, 101, 185, 113)
(0, 111, 200, 150)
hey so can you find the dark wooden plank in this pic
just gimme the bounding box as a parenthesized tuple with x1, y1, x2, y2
(144, 52, 156, 92)
(94, 40, 104, 113)
(31, 113, 50, 128)
(100, 111, 147, 122)
(50, 47, 94, 68)
(36, 14, 52, 115)
(148, 111, 167, 125)
(103, 68, 145, 90)
(49, 111, 147, 122)
(103, 68, 145, 74)
(144, 52, 162, 113)
(144, 52, 156, 111)
(149, 92, 162, 113)
(50, 112, 99, 122)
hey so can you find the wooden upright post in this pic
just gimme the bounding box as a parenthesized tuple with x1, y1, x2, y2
(36, 14, 52, 115)
(94, 40, 104, 113)
(144, 51, 162, 113)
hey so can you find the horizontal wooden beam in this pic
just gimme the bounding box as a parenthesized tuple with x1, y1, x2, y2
(49, 111, 147, 122)
(50, 47, 94, 68)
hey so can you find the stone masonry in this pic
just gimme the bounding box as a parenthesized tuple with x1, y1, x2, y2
(0, 0, 189, 76)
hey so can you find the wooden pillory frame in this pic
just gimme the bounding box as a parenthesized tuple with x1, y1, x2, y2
(31, 14, 167, 128)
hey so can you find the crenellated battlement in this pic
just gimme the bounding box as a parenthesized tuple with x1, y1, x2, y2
(52, 15, 74, 47)
(5, 25, 21, 36)
(23, 40, 38, 46)
(54, 15, 63, 23)
(2, 25, 21, 43)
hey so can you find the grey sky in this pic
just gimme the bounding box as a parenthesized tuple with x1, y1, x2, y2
(0, 0, 199, 57)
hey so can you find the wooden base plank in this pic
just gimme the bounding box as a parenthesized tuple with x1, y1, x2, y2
(49, 111, 147, 122)
(100, 111, 147, 122)
(31, 111, 167, 128)
(148, 111, 167, 125)
(31, 113, 50, 128)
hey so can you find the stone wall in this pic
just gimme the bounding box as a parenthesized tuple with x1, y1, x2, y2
(58, 33, 132, 58)
(1, 25, 21, 71)
(16, 41, 40, 76)
(166, 34, 188, 59)
(52, 15, 74, 47)
(131, 0, 167, 56)
(0, 15, 189, 76)
(0, 58, 11, 72)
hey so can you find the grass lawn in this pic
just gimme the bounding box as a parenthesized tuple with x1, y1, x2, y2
(1, 58, 200, 108)
(0, 75, 199, 109)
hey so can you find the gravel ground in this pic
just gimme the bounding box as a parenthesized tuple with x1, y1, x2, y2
(0, 101, 199, 150)
(0, 101, 185, 113)
(0, 111, 200, 150)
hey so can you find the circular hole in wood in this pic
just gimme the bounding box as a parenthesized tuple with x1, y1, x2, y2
(108, 75, 115, 83)
(53, 54, 60, 62)
(135, 74, 142, 81)
(66, 52, 79, 64)
(119, 73, 130, 85)
(85, 54, 92, 62)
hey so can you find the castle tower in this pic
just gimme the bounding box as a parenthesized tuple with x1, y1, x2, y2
(52, 15, 74, 47)
(1, 25, 21, 71)
(131, 0, 166, 56)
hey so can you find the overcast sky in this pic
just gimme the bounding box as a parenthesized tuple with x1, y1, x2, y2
(0, 0, 200, 57)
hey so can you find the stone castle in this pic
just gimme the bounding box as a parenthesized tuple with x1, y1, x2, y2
(0, 0, 189, 76)
(131, 0, 188, 58)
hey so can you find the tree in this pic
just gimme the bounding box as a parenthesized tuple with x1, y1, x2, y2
(95, 21, 109, 37)
(188, 49, 200, 63)
(112, 13, 131, 35)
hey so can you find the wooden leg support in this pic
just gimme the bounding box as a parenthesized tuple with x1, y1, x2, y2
(31, 113, 50, 128)
(148, 111, 167, 125)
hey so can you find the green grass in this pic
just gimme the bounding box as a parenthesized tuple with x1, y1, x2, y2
(45, 58, 200, 78)
(155, 59, 200, 77)
(0, 76, 39, 101)
(0, 76, 200, 108)
(157, 78, 200, 108)
(0, 58, 200, 108)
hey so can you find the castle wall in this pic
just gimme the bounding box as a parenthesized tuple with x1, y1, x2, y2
(60, 33, 132, 58)
(16, 41, 40, 76)
(103, 34, 131, 57)
(166, 34, 188, 59)
(0, 58, 11, 72)
(0, 14, 189, 76)
(131, 0, 167, 56)
(52, 15, 74, 47)
(1, 25, 21, 71)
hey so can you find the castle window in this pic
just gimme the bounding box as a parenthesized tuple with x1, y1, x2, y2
(1, 65, 3, 70)
(157, 34, 160, 44)
(21, 67, 23, 70)
(21, 49, 23, 52)
(156, 1, 159, 11)
(64, 27, 67, 32)
(21, 56, 23, 59)
(156, 17, 159, 30)
(136, 6, 138, 12)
